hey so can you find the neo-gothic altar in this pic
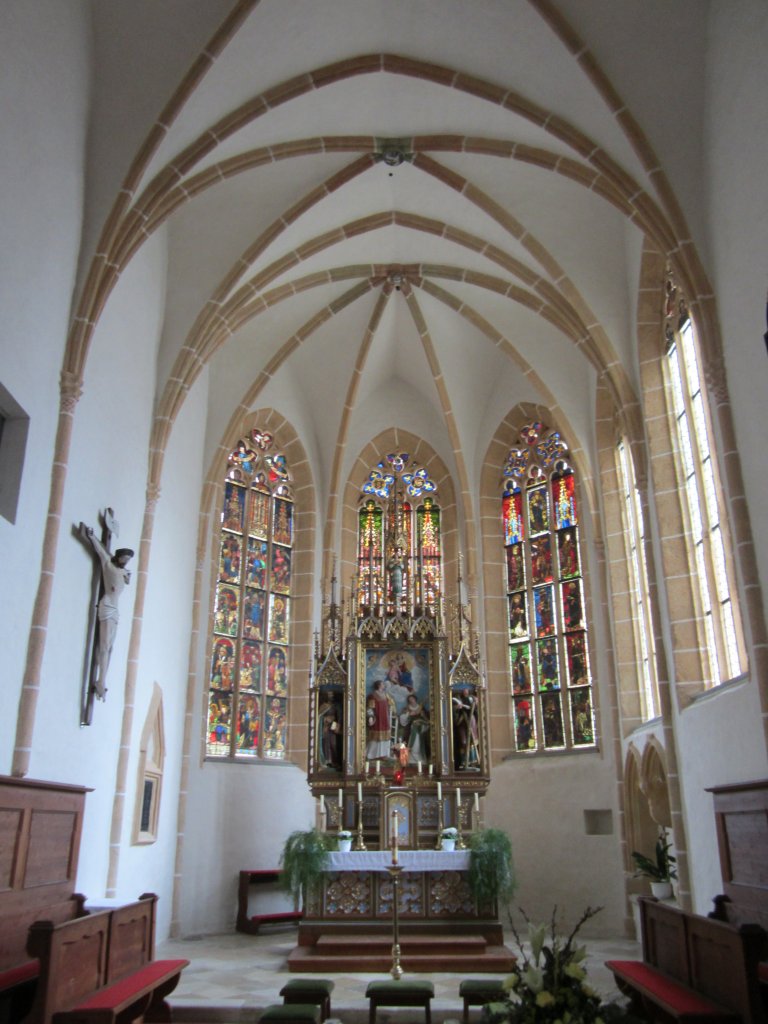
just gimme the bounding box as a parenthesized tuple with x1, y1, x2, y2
(288, 453, 513, 972)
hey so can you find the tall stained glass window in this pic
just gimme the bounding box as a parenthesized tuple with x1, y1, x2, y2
(206, 429, 293, 760)
(664, 279, 744, 685)
(357, 453, 441, 616)
(502, 423, 595, 752)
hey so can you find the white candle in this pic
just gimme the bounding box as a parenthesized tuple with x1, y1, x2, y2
(474, 792, 480, 813)
(319, 794, 325, 813)
(417, 761, 423, 775)
(357, 782, 363, 802)
(456, 787, 461, 806)
(365, 760, 370, 774)
(376, 760, 381, 774)
(338, 788, 343, 806)
(428, 764, 434, 776)
(437, 781, 442, 801)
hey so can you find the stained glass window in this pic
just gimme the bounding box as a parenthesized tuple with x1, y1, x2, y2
(207, 429, 293, 760)
(664, 281, 744, 685)
(502, 424, 595, 752)
(358, 453, 441, 616)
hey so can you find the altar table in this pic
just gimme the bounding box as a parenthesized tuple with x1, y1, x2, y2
(326, 850, 470, 872)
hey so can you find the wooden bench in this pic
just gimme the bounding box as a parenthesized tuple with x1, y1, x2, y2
(607, 896, 766, 1024)
(25, 893, 188, 1023)
(0, 776, 90, 1024)
(237, 870, 303, 933)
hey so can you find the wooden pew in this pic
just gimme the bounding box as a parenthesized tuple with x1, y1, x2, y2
(0, 776, 89, 1023)
(607, 897, 766, 1024)
(25, 893, 188, 1024)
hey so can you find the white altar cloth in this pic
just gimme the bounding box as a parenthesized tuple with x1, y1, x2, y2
(326, 850, 470, 872)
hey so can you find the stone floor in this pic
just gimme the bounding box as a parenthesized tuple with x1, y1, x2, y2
(159, 925, 640, 1023)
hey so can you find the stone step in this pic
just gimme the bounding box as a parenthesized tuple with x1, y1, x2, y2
(316, 934, 488, 956)
(287, 943, 516, 974)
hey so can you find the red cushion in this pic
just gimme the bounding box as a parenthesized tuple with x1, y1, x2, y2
(606, 960, 731, 1017)
(0, 960, 39, 992)
(71, 959, 188, 1010)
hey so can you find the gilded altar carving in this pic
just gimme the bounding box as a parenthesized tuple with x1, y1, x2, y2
(324, 871, 372, 917)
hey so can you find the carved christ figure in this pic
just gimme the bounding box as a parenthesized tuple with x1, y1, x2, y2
(80, 514, 134, 699)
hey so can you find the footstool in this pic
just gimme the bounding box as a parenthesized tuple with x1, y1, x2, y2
(459, 979, 506, 1024)
(280, 978, 335, 1021)
(366, 979, 434, 1024)
(260, 1003, 322, 1024)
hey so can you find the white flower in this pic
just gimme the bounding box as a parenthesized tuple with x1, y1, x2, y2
(564, 962, 585, 981)
(522, 966, 543, 993)
(528, 923, 547, 962)
(535, 991, 555, 1008)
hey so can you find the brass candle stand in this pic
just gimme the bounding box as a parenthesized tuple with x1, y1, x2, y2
(434, 790, 444, 850)
(354, 792, 367, 850)
(455, 797, 467, 849)
(388, 861, 403, 979)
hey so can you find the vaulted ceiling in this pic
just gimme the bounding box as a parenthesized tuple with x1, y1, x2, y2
(75, 0, 709, 524)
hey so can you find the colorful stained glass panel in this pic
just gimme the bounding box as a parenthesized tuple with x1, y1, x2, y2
(514, 695, 535, 751)
(222, 482, 245, 532)
(273, 497, 293, 546)
(508, 592, 528, 639)
(240, 640, 262, 692)
(566, 631, 589, 687)
(530, 536, 552, 585)
(210, 637, 235, 689)
(213, 585, 239, 636)
(218, 534, 242, 584)
(270, 544, 291, 593)
(562, 580, 584, 631)
(249, 485, 269, 539)
(558, 530, 579, 578)
(268, 594, 290, 643)
(537, 637, 559, 690)
(510, 643, 532, 694)
(570, 688, 594, 745)
(552, 472, 577, 529)
(266, 646, 288, 696)
(264, 697, 288, 758)
(246, 538, 268, 589)
(541, 693, 565, 748)
(527, 486, 549, 535)
(207, 693, 232, 755)
(506, 542, 525, 591)
(534, 585, 555, 636)
(502, 490, 524, 544)
(242, 590, 266, 642)
(236, 694, 260, 755)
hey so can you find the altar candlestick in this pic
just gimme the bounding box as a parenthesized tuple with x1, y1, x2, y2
(365, 760, 370, 774)
(437, 781, 442, 801)
(428, 764, 434, 776)
(417, 761, 422, 775)
(319, 794, 325, 813)
(391, 810, 399, 864)
(338, 788, 343, 806)
(376, 760, 381, 775)
(456, 787, 461, 808)
(357, 782, 363, 803)
(474, 792, 480, 813)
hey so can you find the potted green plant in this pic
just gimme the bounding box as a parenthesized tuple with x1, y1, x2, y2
(467, 827, 516, 911)
(631, 828, 677, 899)
(278, 828, 334, 907)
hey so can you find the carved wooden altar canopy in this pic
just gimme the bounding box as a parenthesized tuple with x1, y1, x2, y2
(307, 454, 490, 851)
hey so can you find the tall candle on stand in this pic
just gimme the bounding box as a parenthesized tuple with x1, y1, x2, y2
(319, 794, 325, 813)
(456, 787, 461, 808)
(437, 781, 442, 801)
(338, 788, 343, 806)
(357, 782, 363, 803)
(474, 792, 480, 813)
(391, 810, 399, 864)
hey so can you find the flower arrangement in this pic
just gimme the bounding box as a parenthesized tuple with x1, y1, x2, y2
(337, 830, 353, 840)
(441, 826, 459, 839)
(483, 906, 626, 1024)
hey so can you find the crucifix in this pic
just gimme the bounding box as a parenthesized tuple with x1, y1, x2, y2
(78, 508, 134, 724)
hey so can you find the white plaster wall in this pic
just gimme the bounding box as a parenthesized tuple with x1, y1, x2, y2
(178, 760, 315, 936)
(705, 0, 768, 617)
(674, 681, 767, 916)
(0, 1, 90, 772)
(28, 230, 166, 897)
(485, 752, 625, 938)
(115, 371, 208, 939)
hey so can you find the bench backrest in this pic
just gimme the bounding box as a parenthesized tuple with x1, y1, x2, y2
(0, 775, 89, 972)
(639, 897, 690, 984)
(686, 911, 766, 1024)
(26, 910, 112, 1024)
(106, 894, 157, 982)
(639, 896, 767, 1024)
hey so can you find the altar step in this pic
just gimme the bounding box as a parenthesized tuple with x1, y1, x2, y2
(287, 933, 516, 973)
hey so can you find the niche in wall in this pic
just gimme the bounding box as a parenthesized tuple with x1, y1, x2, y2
(133, 683, 165, 844)
(0, 382, 29, 524)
